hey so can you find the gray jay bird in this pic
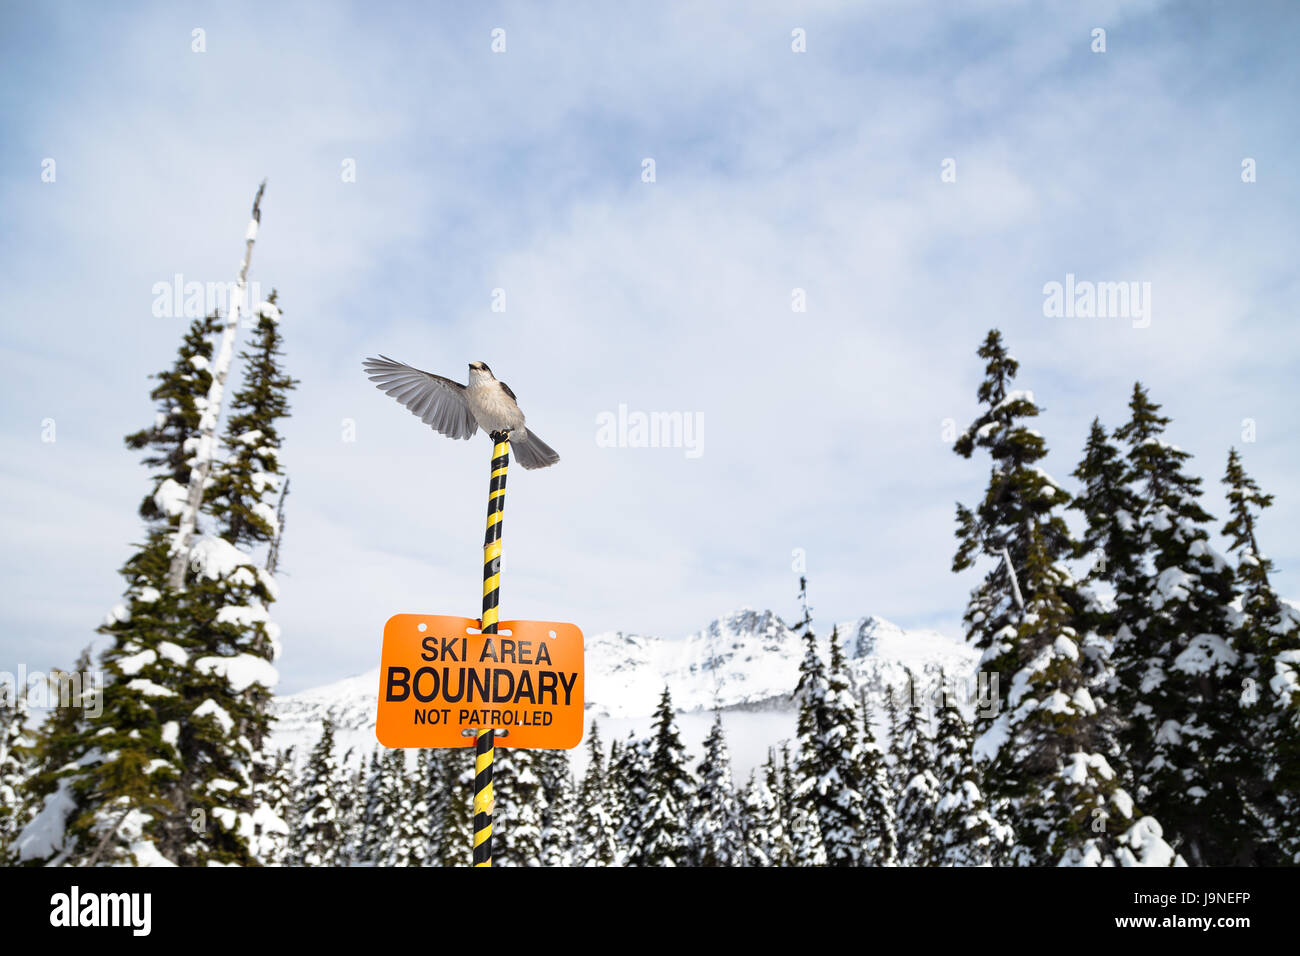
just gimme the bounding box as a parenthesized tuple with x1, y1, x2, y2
(363, 355, 561, 469)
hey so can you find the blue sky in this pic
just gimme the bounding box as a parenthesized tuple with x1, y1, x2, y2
(2, 0, 1297, 692)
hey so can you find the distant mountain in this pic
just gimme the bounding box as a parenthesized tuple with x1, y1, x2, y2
(271, 608, 980, 746)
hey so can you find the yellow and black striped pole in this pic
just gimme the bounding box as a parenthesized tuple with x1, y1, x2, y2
(473, 431, 510, 866)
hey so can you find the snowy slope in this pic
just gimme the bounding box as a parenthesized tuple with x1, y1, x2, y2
(271, 608, 979, 763)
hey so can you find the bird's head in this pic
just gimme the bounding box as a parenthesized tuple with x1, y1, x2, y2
(468, 360, 494, 383)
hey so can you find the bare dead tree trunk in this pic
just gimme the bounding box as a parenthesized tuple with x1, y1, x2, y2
(1000, 545, 1025, 617)
(168, 181, 267, 589)
(82, 803, 135, 867)
(266, 477, 290, 574)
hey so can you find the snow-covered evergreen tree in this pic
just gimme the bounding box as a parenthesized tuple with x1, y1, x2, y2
(293, 717, 340, 866)
(538, 750, 576, 867)
(857, 698, 898, 866)
(0, 686, 31, 861)
(792, 627, 882, 866)
(1072, 418, 1146, 606)
(1024, 530, 1179, 865)
(421, 749, 449, 866)
(894, 671, 938, 865)
(1111, 384, 1252, 865)
(354, 749, 387, 865)
(1221, 448, 1300, 863)
(690, 713, 744, 866)
(955, 331, 1075, 828)
(12, 652, 92, 865)
(15, 312, 225, 866)
(17, 282, 293, 866)
(929, 689, 1011, 866)
(739, 767, 772, 867)
(330, 747, 362, 866)
(792, 628, 828, 867)
(779, 740, 822, 865)
(175, 294, 294, 865)
(884, 687, 907, 799)
(642, 687, 693, 866)
(1070, 418, 1149, 786)
(250, 745, 294, 865)
(767, 749, 795, 866)
(393, 751, 431, 867)
(431, 748, 473, 866)
(576, 721, 617, 866)
(496, 748, 545, 867)
(611, 733, 652, 866)
(952, 330, 1078, 712)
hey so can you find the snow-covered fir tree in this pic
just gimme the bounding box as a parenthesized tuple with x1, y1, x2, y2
(1014, 529, 1178, 866)
(639, 687, 693, 866)
(739, 764, 774, 867)
(125, 311, 225, 525)
(330, 746, 362, 866)
(12, 652, 91, 864)
(428, 747, 474, 866)
(1072, 418, 1147, 622)
(1070, 417, 1151, 784)
(1110, 384, 1252, 866)
(369, 749, 415, 867)
(393, 751, 431, 867)
(928, 684, 1011, 866)
(793, 627, 879, 866)
(17, 283, 293, 866)
(857, 697, 898, 866)
(538, 750, 576, 867)
(894, 672, 939, 865)
(612, 733, 653, 866)
(1220, 448, 1300, 863)
(496, 748, 546, 867)
(690, 712, 744, 866)
(952, 330, 1078, 714)
(174, 294, 294, 865)
(250, 745, 294, 865)
(354, 749, 387, 865)
(576, 721, 617, 866)
(420, 749, 450, 866)
(784, 739, 825, 865)
(293, 717, 340, 866)
(767, 748, 796, 866)
(15, 313, 224, 866)
(884, 687, 907, 799)
(791, 628, 829, 866)
(740, 749, 792, 867)
(0, 685, 31, 861)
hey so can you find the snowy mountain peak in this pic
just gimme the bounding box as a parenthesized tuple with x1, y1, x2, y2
(835, 615, 925, 660)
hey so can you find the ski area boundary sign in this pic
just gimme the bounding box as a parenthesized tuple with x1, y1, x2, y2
(376, 614, 584, 749)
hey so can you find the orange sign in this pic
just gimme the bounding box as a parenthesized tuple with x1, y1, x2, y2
(376, 614, 584, 750)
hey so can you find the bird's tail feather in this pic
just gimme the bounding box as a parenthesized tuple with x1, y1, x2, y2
(510, 428, 560, 470)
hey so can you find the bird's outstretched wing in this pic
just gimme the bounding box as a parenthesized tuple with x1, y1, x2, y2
(363, 355, 478, 440)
